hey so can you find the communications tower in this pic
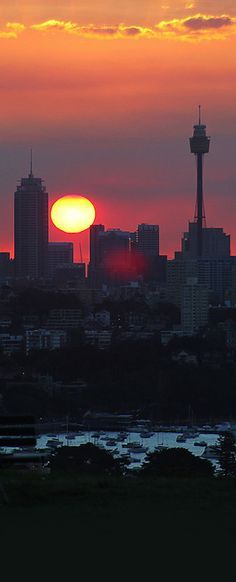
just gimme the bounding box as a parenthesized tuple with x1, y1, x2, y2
(189, 106, 210, 257)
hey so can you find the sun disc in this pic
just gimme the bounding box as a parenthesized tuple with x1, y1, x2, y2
(51, 195, 96, 233)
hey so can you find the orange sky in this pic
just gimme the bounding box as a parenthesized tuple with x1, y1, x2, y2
(1, 1, 236, 261)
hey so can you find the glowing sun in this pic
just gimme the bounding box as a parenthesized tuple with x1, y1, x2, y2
(51, 195, 96, 233)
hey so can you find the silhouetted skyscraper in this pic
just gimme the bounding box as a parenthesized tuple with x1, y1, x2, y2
(89, 224, 105, 269)
(14, 156, 48, 279)
(48, 242, 73, 278)
(181, 224, 230, 259)
(88, 225, 137, 286)
(136, 224, 167, 283)
(137, 224, 159, 256)
(88, 224, 105, 286)
(181, 277, 208, 334)
(0, 252, 13, 282)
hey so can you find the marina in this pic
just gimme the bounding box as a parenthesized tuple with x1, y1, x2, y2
(0, 420, 229, 469)
(34, 425, 220, 469)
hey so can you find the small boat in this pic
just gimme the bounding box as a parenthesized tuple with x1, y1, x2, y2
(194, 440, 207, 447)
(176, 434, 186, 443)
(186, 432, 200, 439)
(46, 438, 63, 448)
(118, 432, 128, 438)
(91, 432, 100, 438)
(116, 436, 126, 442)
(201, 446, 218, 459)
(139, 431, 154, 438)
(105, 439, 117, 447)
(66, 433, 76, 440)
(127, 442, 148, 453)
(214, 422, 231, 432)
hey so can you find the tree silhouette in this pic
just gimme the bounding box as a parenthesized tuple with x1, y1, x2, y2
(213, 431, 236, 477)
(139, 447, 214, 478)
(50, 444, 129, 476)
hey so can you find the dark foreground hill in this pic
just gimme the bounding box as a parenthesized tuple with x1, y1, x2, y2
(0, 471, 236, 576)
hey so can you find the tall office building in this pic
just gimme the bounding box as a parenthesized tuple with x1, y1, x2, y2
(54, 263, 86, 287)
(137, 224, 159, 256)
(99, 229, 135, 259)
(97, 228, 135, 285)
(88, 224, 105, 286)
(14, 158, 48, 279)
(168, 256, 233, 308)
(181, 223, 230, 259)
(48, 242, 73, 278)
(89, 225, 105, 267)
(181, 277, 209, 335)
(88, 223, 165, 286)
(88, 225, 136, 286)
(0, 252, 11, 281)
(136, 223, 167, 283)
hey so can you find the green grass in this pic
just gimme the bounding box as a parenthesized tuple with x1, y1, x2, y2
(1, 471, 236, 574)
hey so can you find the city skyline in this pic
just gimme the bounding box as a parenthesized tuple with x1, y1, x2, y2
(1, 1, 236, 261)
(1, 113, 233, 266)
(2, 1, 236, 545)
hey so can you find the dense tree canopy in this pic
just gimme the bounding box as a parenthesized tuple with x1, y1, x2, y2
(213, 432, 236, 477)
(139, 447, 214, 478)
(50, 444, 129, 475)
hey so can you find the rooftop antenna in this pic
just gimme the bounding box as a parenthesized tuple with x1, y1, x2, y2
(79, 242, 83, 263)
(29, 149, 33, 177)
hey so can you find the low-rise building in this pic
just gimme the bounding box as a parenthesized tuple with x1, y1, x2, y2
(46, 309, 84, 329)
(84, 329, 112, 349)
(160, 330, 186, 345)
(0, 316, 12, 329)
(0, 334, 24, 355)
(26, 329, 67, 353)
(94, 309, 111, 327)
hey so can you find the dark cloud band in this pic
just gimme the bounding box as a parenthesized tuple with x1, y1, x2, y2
(185, 16, 233, 30)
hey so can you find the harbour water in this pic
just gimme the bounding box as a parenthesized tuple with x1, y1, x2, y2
(36, 429, 220, 469)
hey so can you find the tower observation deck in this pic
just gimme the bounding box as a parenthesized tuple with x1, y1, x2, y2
(189, 106, 210, 257)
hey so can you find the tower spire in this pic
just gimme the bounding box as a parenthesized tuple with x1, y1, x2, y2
(198, 104, 201, 125)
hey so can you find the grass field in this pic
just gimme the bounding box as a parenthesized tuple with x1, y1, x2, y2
(1, 471, 236, 575)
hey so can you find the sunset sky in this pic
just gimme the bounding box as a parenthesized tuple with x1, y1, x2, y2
(1, 1, 236, 262)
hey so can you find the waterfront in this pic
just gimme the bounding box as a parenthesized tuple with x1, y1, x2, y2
(36, 428, 219, 468)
